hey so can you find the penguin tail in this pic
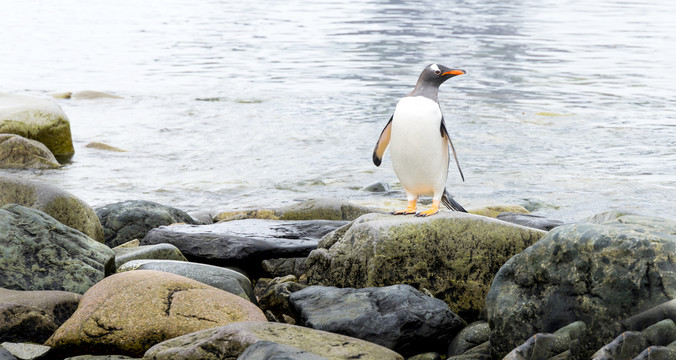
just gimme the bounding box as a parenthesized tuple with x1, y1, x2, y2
(442, 189, 468, 213)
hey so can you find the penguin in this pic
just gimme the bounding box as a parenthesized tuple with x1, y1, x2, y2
(372, 63, 467, 216)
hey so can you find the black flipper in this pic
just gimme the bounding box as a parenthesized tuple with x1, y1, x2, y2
(373, 115, 393, 167)
(440, 117, 464, 182)
(441, 188, 468, 212)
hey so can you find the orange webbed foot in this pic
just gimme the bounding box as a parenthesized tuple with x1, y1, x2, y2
(391, 199, 417, 215)
(415, 201, 440, 217)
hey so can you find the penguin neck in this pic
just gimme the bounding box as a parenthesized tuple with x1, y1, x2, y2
(408, 82, 440, 102)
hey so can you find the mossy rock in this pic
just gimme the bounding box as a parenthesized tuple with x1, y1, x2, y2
(0, 133, 60, 169)
(0, 92, 74, 158)
(467, 204, 530, 218)
(306, 212, 546, 320)
(213, 198, 383, 222)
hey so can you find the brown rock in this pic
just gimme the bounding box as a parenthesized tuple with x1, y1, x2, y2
(0, 134, 60, 169)
(44, 270, 266, 358)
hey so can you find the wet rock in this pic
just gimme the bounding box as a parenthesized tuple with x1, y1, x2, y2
(0, 134, 60, 169)
(113, 243, 187, 269)
(289, 284, 465, 357)
(591, 319, 676, 360)
(360, 181, 391, 192)
(44, 270, 266, 358)
(407, 353, 441, 360)
(0, 176, 105, 243)
(64, 356, 139, 360)
(117, 259, 256, 303)
(262, 258, 307, 278)
(504, 321, 587, 360)
(95, 200, 198, 248)
(0, 204, 114, 294)
(486, 215, 676, 358)
(581, 209, 638, 224)
(306, 213, 545, 320)
(70, 91, 123, 100)
(143, 321, 404, 360)
(141, 219, 347, 275)
(633, 342, 676, 360)
(257, 275, 307, 323)
(466, 204, 529, 218)
(214, 198, 382, 222)
(0, 92, 74, 158)
(447, 322, 490, 357)
(497, 212, 565, 231)
(85, 142, 126, 152)
(0, 288, 81, 343)
(447, 341, 491, 360)
(0, 347, 14, 360)
(623, 299, 676, 332)
(0, 343, 50, 360)
(235, 341, 329, 360)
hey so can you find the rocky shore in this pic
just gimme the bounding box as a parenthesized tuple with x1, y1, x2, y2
(2, 93, 676, 359)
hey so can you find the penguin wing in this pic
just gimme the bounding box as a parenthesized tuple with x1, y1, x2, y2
(372, 115, 393, 167)
(440, 117, 465, 182)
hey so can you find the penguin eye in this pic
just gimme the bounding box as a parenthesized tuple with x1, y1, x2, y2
(434, 70, 441, 75)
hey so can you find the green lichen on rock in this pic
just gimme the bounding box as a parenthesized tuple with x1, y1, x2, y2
(276, 198, 383, 221)
(307, 213, 546, 320)
(0, 134, 60, 169)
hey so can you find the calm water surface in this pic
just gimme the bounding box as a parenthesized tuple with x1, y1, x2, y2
(1, 0, 674, 221)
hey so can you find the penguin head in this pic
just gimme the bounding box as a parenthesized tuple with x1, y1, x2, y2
(420, 64, 466, 87)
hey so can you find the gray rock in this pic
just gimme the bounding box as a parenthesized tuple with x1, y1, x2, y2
(113, 243, 187, 269)
(592, 319, 676, 360)
(275, 198, 383, 221)
(447, 322, 490, 357)
(117, 259, 256, 303)
(0, 204, 115, 294)
(0, 342, 50, 360)
(262, 258, 307, 278)
(289, 284, 466, 356)
(496, 212, 564, 231)
(581, 209, 638, 224)
(0, 176, 104, 243)
(623, 299, 676, 332)
(406, 353, 440, 360)
(143, 321, 404, 360)
(65, 356, 139, 360)
(0, 288, 81, 343)
(257, 275, 307, 323)
(141, 219, 347, 275)
(0, 134, 60, 169)
(359, 181, 391, 192)
(486, 215, 676, 358)
(447, 341, 491, 360)
(0, 347, 15, 360)
(306, 213, 545, 320)
(634, 342, 676, 360)
(0, 92, 74, 158)
(504, 321, 586, 360)
(236, 341, 329, 360)
(95, 200, 198, 248)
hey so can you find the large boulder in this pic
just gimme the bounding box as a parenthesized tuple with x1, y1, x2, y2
(117, 259, 256, 303)
(0, 204, 114, 294)
(0, 92, 74, 158)
(214, 198, 382, 222)
(0, 134, 60, 169)
(306, 213, 546, 320)
(0, 176, 104, 243)
(289, 284, 466, 356)
(143, 321, 404, 360)
(44, 270, 266, 358)
(141, 219, 347, 275)
(0, 288, 81, 343)
(95, 200, 199, 248)
(486, 215, 676, 358)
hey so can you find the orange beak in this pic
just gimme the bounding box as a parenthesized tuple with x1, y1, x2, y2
(442, 69, 466, 76)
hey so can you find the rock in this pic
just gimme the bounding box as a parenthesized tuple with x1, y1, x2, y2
(407, 353, 441, 360)
(0, 92, 74, 158)
(447, 341, 491, 360)
(496, 212, 565, 231)
(257, 275, 307, 323)
(360, 181, 391, 192)
(213, 198, 383, 222)
(0, 347, 14, 360)
(0, 134, 60, 169)
(289, 284, 465, 356)
(69, 91, 123, 100)
(143, 321, 404, 360)
(0, 176, 105, 243)
(581, 209, 638, 224)
(64, 356, 140, 360)
(306, 213, 546, 320)
(0, 343, 49, 360)
(486, 215, 676, 358)
(113, 243, 187, 269)
(623, 299, 676, 332)
(95, 200, 198, 248)
(447, 322, 490, 357)
(0, 288, 81, 343)
(262, 258, 308, 278)
(634, 342, 676, 360)
(467, 204, 529, 218)
(591, 319, 676, 360)
(117, 259, 256, 303)
(235, 341, 329, 360)
(44, 270, 266, 358)
(503, 321, 587, 360)
(141, 219, 347, 275)
(85, 142, 126, 152)
(0, 204, 114, 294)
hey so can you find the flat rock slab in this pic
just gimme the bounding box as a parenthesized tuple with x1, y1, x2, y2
(143, 321, 404, 360)
(141, 219, 348, 271)
(235, 341, 329, 360)
(113, 243, 187, 269)
(289, 284, 466, 356)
